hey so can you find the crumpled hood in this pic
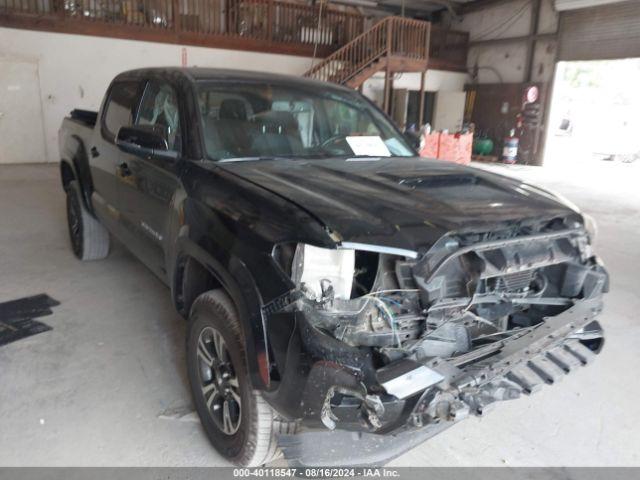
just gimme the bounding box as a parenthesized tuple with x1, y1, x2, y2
(218, 157, 579, 252)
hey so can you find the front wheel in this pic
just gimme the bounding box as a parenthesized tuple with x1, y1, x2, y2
(187, 290, 282, 466)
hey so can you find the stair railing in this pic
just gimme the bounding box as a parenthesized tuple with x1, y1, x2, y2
(304, 16, 431, 85)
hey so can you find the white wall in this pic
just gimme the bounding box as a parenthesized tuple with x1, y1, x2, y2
(458, 0, 533, 41)
(0, 26, 469, 163)
(394, 70, 469, 92)
(0, 27, 315, 163)
(361, 70, 469, 108)
(448, 0, 559, 84)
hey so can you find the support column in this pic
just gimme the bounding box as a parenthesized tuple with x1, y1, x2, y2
(383, 18, 393, 114)
(418, 70, 426, 127)
(383, 65, 391, 114)
(524, 0, 541, 82)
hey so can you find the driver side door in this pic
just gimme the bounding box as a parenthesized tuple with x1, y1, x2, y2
(116, 78, 183, 282)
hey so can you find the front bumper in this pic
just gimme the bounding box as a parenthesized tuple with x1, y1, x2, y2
(269, 293, 604, 465)
(277, 330, 601, 467)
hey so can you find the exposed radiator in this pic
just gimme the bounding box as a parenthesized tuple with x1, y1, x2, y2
(499, 269, 535, 292)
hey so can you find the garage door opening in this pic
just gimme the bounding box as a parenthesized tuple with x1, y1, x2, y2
(544, 58, 640, 168)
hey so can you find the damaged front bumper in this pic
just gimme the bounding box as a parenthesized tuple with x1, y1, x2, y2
(269, 292, 604, 464)
(263, 226, 608, 465)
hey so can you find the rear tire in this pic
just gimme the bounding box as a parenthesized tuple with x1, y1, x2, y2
(187, 290, 282, 466)
(65, 181, 110, 261)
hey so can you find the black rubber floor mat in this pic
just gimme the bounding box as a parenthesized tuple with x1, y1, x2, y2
(0, 293, 60, 320)
(0, 294, 58, 347)
(0, 317, 53, 347)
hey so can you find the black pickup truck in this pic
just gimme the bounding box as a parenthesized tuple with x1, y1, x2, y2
(58, 68, 607, 467)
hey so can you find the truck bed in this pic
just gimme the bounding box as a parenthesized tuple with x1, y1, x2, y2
(68, 109, 98, 128)
(58, 110, 98, 177)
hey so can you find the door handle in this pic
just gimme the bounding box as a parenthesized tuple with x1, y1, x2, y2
(90, 146, 100, 158)
(118, 162, 132, 177)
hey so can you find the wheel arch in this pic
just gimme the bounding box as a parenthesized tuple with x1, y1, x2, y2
(59, 134, 94, 211)
(173, 239, 271, 391)
(60, 160, 75, 190)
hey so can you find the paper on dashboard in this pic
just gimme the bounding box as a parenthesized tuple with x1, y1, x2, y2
(345, 136, 391, 157)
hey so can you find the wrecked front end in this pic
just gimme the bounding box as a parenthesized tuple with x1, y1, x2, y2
(265, 218, 608, 456)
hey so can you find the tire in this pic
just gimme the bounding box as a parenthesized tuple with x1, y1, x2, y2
(65, 181, 110, 261)
(187, 290, 281, 466)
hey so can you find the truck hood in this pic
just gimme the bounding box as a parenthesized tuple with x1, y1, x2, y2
(218, 157, 579, 252)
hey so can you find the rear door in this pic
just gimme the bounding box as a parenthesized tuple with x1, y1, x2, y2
(116, 77, 183, 280)
(90, 80, 143, 231)
(0, 59, 46, 164)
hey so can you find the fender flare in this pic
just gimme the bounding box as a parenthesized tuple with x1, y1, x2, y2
(174, 235, 270, 390)
(59, 135, 94, 212)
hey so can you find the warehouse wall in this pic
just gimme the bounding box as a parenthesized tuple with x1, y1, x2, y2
(0, 26, 469, 164)
(448, 0, 559, 84)
(438, 0, 561, 165)
(0, 27, 314, 163)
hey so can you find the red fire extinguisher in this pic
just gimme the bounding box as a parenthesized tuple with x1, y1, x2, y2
(502, 128, 519, 164)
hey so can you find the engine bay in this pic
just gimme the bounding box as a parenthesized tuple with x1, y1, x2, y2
(280, 219, 605, 368)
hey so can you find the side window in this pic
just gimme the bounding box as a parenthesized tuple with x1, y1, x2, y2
(136, 81, 182, 152)
(103, 81, 140, 139)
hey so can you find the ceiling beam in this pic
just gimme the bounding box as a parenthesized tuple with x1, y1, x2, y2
(377, 0, 462, 14)
(460, 0, 520, 14)
(468, 31, 556, 46)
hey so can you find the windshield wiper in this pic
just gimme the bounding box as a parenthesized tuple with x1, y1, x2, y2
(288, 152, 337, 159)
(219, 153, 395, 162)
(219, 156, 283, 163)
(222, 153, 335, 161)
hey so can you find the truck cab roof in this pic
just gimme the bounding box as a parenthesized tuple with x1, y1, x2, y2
(113, 67, 351, 92)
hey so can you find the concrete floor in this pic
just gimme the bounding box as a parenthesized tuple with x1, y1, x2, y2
(0, 159, 639, 466)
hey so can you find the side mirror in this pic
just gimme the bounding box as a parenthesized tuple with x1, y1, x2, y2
(116, 125, 178, 161)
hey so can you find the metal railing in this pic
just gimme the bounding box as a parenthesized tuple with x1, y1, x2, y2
(304, 16, 431, 85)
(0, 2, 467, 66)
(0, 0, 364, 53)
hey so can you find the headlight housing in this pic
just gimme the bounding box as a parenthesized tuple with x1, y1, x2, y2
(274, 242, 419, 302)
(291, 244, 355, 300)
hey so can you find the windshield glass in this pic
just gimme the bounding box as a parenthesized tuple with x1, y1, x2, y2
(196, 82, 414, 160)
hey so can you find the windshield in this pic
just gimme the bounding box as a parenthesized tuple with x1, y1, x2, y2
(196, 82, 414, 161)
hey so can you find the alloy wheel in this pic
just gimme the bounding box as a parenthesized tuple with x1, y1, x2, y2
(197, 326, 242, 435)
